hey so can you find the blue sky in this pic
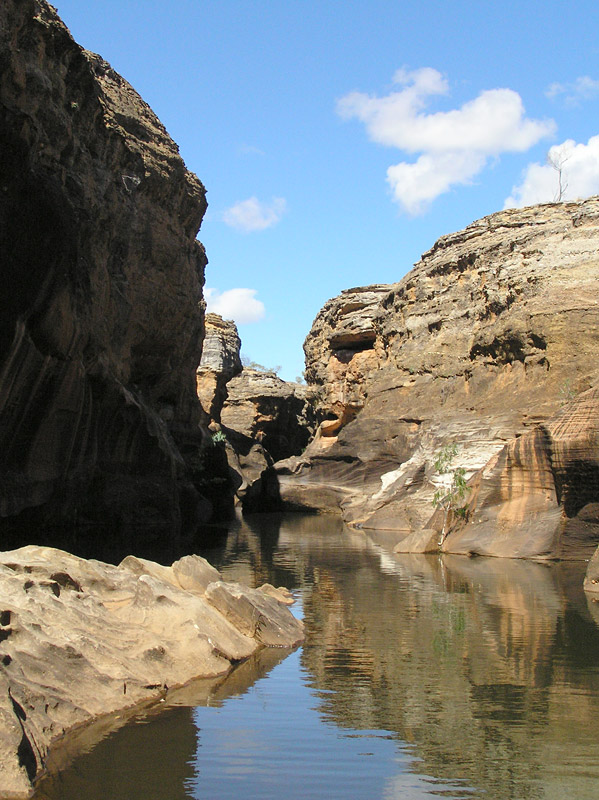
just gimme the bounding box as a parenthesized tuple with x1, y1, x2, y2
(53, 0, 599, 380)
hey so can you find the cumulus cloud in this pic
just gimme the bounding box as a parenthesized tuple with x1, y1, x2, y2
(546, 76, 599, 106)
(204, 288, 266, 324)
(504, 135, 599, 209)
(337, 67, 555, 215)
(222, 196, 286, 232)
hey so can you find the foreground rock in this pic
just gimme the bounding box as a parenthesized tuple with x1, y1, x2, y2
(279, 199, 599, 560)
(0, 546, 303, 797)
(0, 0, 220, 533)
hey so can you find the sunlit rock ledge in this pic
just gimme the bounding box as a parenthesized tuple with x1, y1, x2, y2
(0, 546, 303, 798)
(278, 197, 599, 567)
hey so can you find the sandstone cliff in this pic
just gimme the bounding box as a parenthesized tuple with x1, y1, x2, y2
(196, 314, 242, 423)
(278, 198, 599, 561)
(222, 369, 318, 463)
(0, 0, 217, 535)
(194, 314, 319, 509)
(0, 545, 302, 797)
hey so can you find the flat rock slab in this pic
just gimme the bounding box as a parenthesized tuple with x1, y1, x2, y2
(0, 546, 303, 798)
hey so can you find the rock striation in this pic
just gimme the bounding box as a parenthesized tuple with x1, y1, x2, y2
(0, 0, 215, 534)
(0, 545, 303, 797)
(196, 314, 242, 423)
(222, 369, 318, 463)
(278, 198, 599, 561)
(219, 369, 319, 510)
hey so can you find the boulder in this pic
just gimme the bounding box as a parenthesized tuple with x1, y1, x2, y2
(0, 545, 303, 797)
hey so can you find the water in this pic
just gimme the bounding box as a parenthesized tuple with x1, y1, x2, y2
(34, 513, 599, 800)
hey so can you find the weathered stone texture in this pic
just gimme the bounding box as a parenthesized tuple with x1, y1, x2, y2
(222, 369, 318, 463)
(281, 198, 599, 559)
(0, 0, 212, 531)
(196, 314, 242, 422)
(0, 545, 303, 796)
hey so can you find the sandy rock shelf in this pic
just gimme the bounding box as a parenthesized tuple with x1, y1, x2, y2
(0, 546, 304, 798)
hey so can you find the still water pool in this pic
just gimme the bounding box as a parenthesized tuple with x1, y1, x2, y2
(35, 513, 599, 799)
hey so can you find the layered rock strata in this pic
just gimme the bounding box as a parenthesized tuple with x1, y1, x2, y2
(194, 315, 319, 509)
(196, 314, 242, 422)
(0, 0, 214, 532)
(0, 545, 303, 797)
(278, 198, 599, 560)
(220, 369, 319, 509)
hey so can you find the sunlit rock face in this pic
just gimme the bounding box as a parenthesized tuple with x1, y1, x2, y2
(280, 198, 599, 558)
(0, 545, 303, 797)
(444, 387, 599, 560)
(0, 0, 213, 532)
(196, 314, 242, 422)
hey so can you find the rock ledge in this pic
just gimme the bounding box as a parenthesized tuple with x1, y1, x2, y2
(0, 546, 303, 797)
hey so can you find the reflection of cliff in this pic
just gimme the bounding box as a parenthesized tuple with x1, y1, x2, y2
(194, 515, 599, 796)
(297, 537, 599, 799)
(201, 511, 348, 591)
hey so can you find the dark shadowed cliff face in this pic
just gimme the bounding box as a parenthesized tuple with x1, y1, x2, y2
(0, 0, 214, 535)
(279, 198, 599, 561)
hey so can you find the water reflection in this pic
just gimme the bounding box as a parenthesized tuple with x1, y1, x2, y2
(34, 513, 599, 800)
(33, 648, 293, 800)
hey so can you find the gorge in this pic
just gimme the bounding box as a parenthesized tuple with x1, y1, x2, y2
(2, 0, 599, 797)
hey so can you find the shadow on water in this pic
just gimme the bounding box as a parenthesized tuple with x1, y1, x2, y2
(0, 518, 230, 565)
(29, 512, 599, 800)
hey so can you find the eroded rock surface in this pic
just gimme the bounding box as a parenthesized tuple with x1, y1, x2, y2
(280, 199, 599, 558)
(0, 0, 214, 533)
(196, 314, 242, 422)
(222, 369, 318, 463)
(0, 546, 303, 797)
(438, 387, 599, 561)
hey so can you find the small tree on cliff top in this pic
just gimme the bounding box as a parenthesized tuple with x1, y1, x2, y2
(432, 444, 471, 546)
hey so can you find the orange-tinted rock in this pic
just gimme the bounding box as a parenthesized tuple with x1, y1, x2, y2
(444, 389, 599, 560)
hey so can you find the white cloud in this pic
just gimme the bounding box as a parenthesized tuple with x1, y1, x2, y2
(504, 135, 599, 209)
(546, 76, 599, 106)
(337, 67, 555, 215)
(222, 196, 286, 232)
(237, 143, 265, 156)
(204, 288, 266, 325)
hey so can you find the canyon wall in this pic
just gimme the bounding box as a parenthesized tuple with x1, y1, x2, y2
(196, 314, 319, 509)
(278, 198, 599, 560)
(0, 0, 217, 538)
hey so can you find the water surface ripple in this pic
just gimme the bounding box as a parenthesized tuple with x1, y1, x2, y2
(35, 513, 599, 800)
